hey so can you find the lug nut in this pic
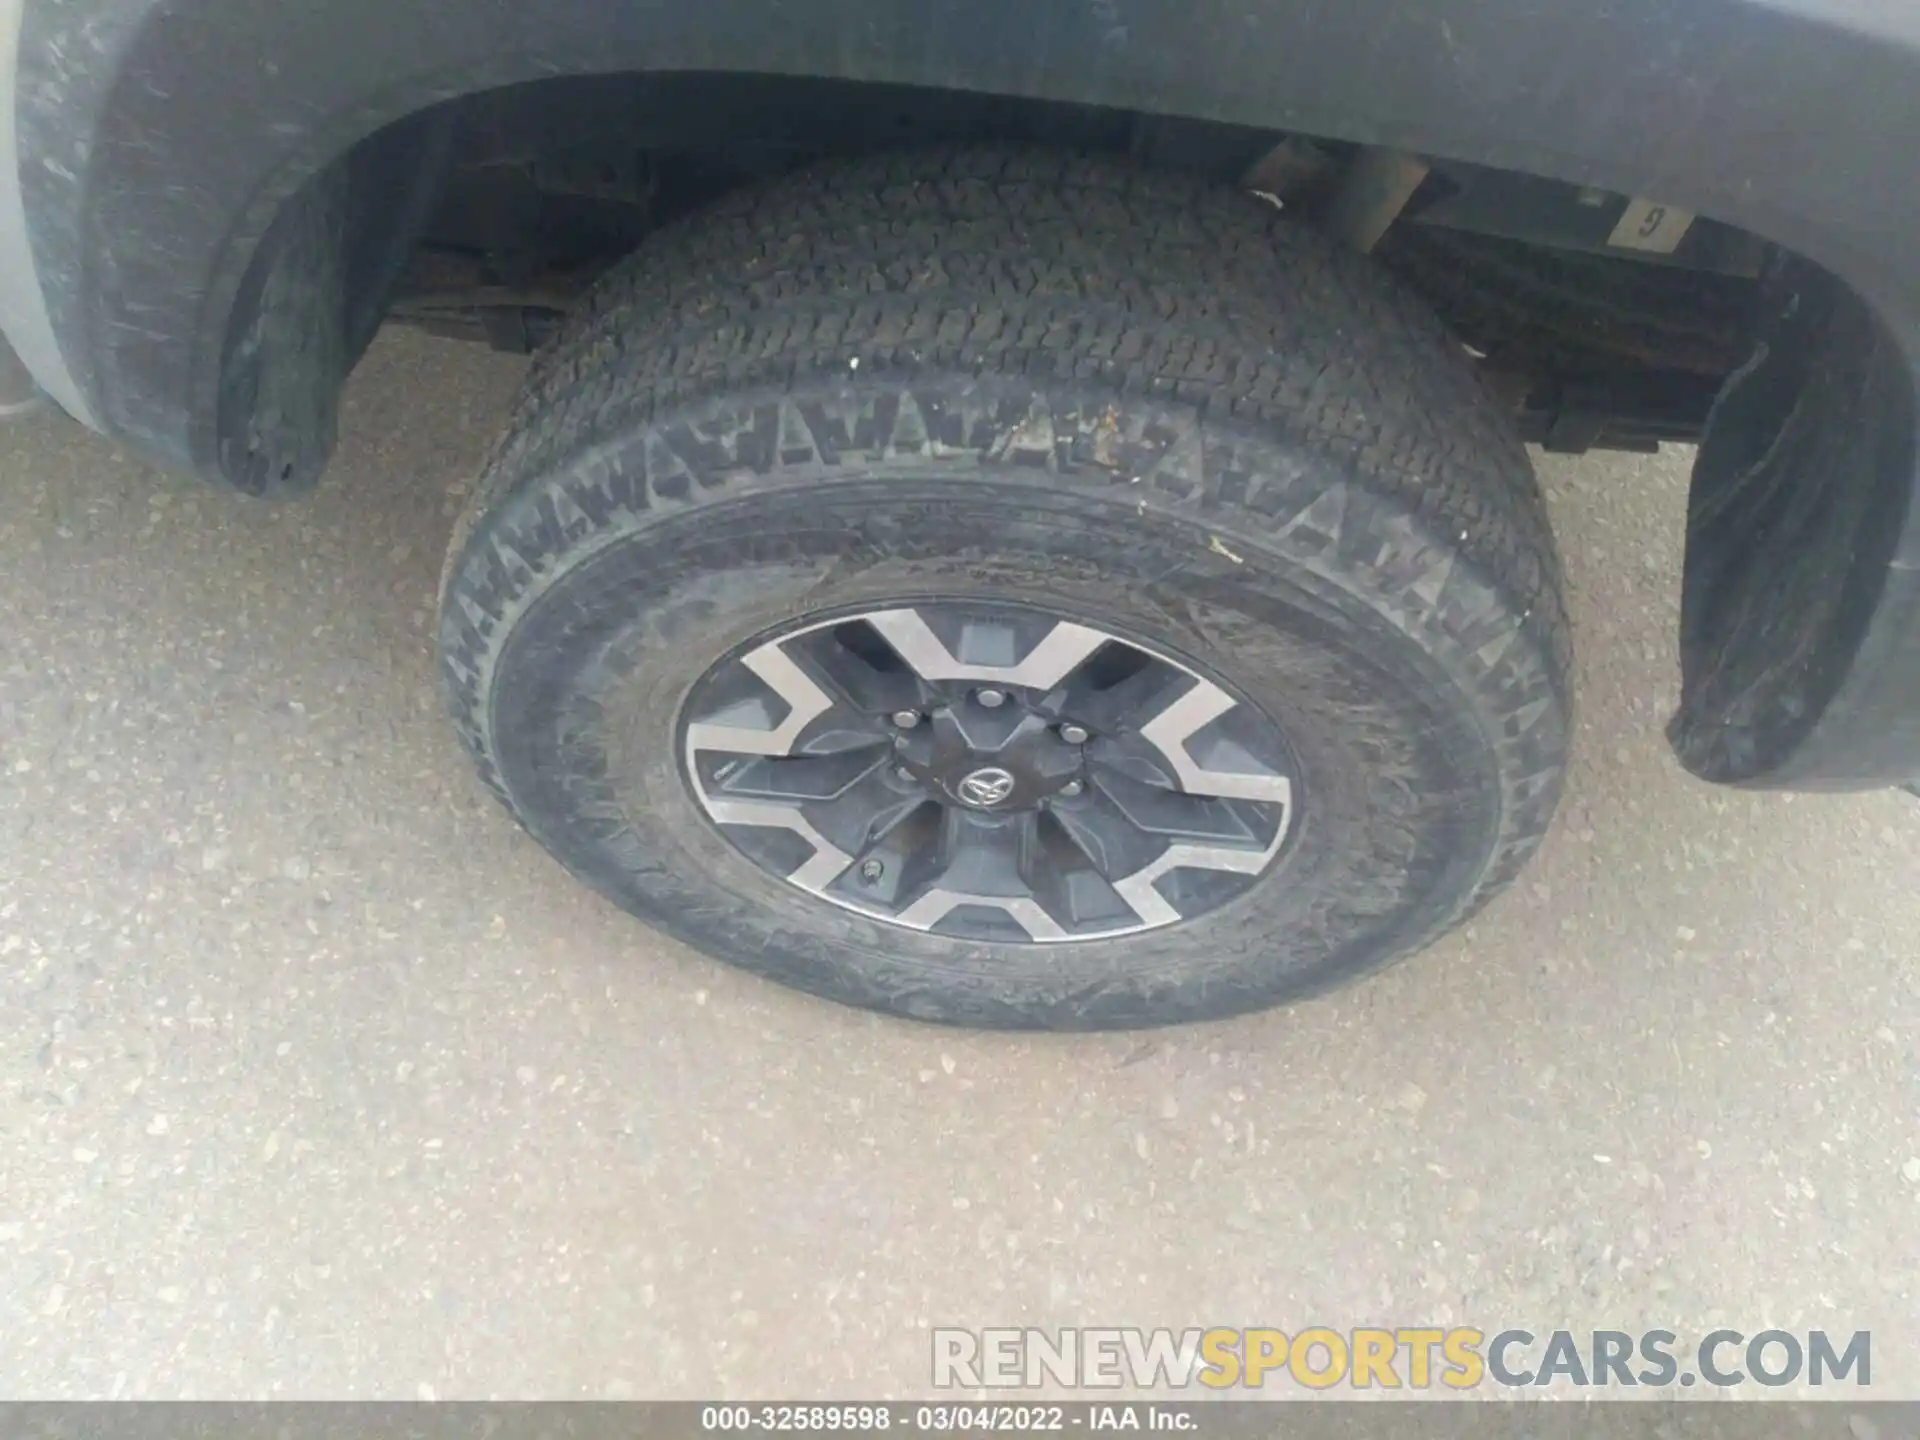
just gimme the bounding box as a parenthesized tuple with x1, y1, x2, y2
(1060, 779, 1085, 798)
(976, 688, 1007, 709)
(860, 858, 885, 883)
(1059, 723, 1091, 745)
(890, 710, 920, 728)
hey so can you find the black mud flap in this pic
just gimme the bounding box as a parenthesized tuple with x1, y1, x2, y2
(1670, 260, 1918, 788)
(215, 166, 350, 497)
(212, 110, 454, 498)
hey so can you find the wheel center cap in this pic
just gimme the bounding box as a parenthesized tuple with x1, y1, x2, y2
(954, 765, 1018, 808)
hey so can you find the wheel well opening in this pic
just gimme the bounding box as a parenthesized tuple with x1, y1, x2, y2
(350, 68, 1784, 463)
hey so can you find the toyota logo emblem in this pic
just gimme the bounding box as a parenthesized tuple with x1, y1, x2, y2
(955, 766, 1018, 808)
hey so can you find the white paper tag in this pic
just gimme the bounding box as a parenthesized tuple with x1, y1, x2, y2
(1608, 197, 1696, 254)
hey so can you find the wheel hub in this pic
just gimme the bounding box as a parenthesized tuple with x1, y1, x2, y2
(894, 700, 1086, 812)
(679, 602, 1298, 943)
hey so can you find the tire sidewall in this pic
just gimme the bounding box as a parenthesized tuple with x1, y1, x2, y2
(443, 375, 1567, 1028)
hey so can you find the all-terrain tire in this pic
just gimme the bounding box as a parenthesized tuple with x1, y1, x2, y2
(438, 149, 1572, 1030)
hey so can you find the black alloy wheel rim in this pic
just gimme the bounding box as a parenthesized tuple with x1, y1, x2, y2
(678, 602, 1298, 943)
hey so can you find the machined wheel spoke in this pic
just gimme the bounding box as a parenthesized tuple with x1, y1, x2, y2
(1043, 784, 1179, 881)
(700, 796, 856, 892)
(887, 813, 1070, 941)
(792, 620, 928, 716)
(1053, 649, 1182, 738)
(926, 808, 1030, 896)
(893, 889, 1069, 941)
(1135, 677, 1294, 805)
(683, 641, 835, 759)
(1111, 833, 1286, 930)
(804, 765, 935, 857)
(865, 608, 1110, 689)
(1045, 786, 1278, 929)
(1088, 765, 1271, 845)
(1023, 811, 1137, 931)
(712, 746, 892, 804)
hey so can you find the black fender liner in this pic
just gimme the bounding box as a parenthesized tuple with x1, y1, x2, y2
(213, 108, 454, 496)
(1674, 262, 1920, 788)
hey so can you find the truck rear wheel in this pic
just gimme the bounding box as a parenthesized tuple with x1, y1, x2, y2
(438, 150, 1572, 1030)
